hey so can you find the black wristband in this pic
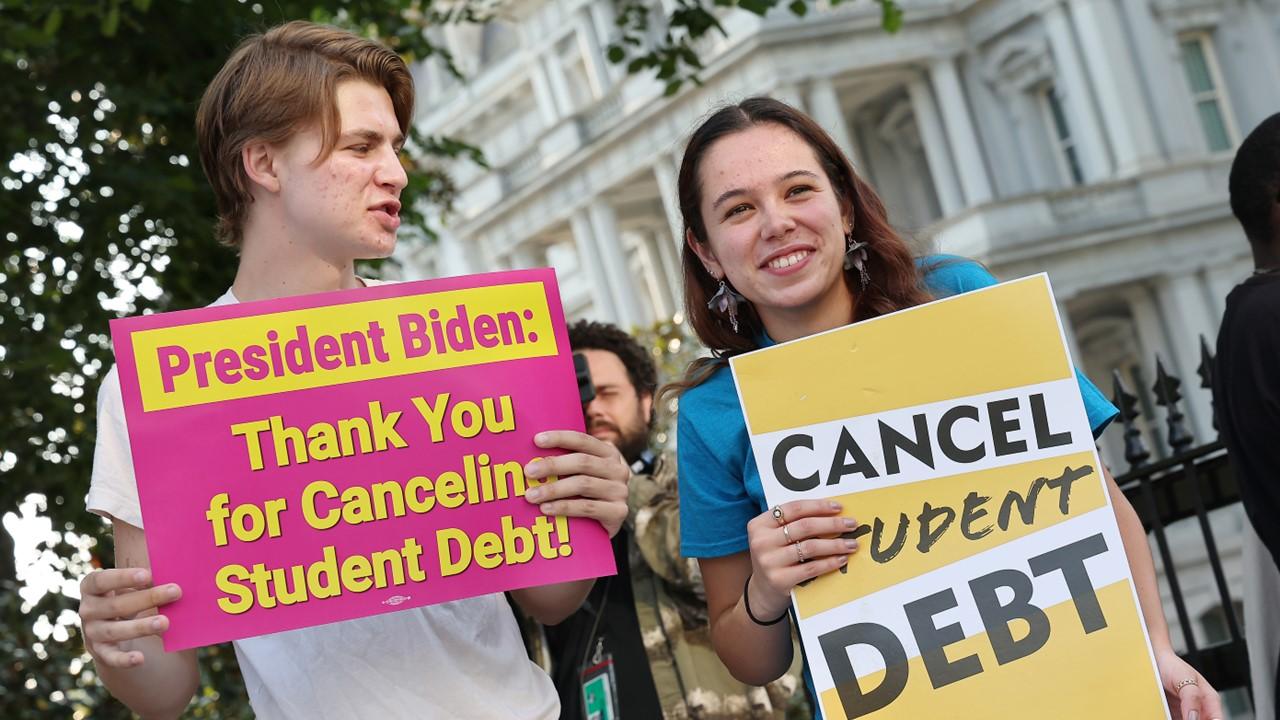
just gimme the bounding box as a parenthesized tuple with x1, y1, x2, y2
(743, 572, 789, 626)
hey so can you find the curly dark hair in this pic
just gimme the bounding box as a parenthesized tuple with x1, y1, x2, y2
(1230, 112, 1280, 244)
(567, 320, 657, 398)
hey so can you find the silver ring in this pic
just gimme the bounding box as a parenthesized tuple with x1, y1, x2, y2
(1174, 678, 1198, 693)
(795, 543, 807, 563)
(772, 505, 786, 527)
(782, 524, 794, 544)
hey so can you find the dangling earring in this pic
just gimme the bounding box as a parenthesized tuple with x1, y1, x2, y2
(844, 233, 869, 291)
(707, 278, 746, 333)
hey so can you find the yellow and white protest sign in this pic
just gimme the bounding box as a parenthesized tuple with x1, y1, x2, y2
(731, 275, 1168, 719)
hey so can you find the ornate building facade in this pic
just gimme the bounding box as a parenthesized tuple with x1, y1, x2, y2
(403, 3, 1279, 708)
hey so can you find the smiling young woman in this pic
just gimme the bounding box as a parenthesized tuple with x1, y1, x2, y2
(670, 97, 1222, 720)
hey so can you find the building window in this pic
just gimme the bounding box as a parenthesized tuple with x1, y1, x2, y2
(1041, 85, 1084, 186)
(1179, 33, 1235, 153)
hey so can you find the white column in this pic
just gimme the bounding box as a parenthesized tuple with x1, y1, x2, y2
(807, 77, 860, 169)
(589, 0, 625, 83)
(570, 209, 618, 322)
(929, 57, 994, 206)
(906, 76, 965, 217)
(588, 200, 645, 329)
(645, 228, 682, 319)
(1067, 0, 1162, 175)
(1153, 272, 1219, 442)
(543, 52, 575, 117)
(635, 231, 672, 319)
(653, 154, 685, 254)
(576, 8, 611, 100)
(435, 230, 476, 277)
(1042, 2, 1113, 182)
(1118, 0, 1203, 159)
(529, 59, 561, 127)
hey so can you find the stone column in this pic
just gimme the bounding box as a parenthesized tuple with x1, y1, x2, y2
(570, 209, 618, 322)
(576, 8, 612, 100)
(543, 52, 575, 117)
(634, 231, 672, 319)
(807, 77, 860, 169)
(529, 59, 562, 127)
(1042, 2, 1112, 182)
(929, 56, 994, 206)
(906, 76, 965, 217)
(645, 227, 682, 319)
(1153, 271, 1219, 442)
(588, 200, 645, 329)
(653, 154, 686, 254)
(589, 0, 625, 83)
(1067, 0, 1162, 175)
(1117, 0, 1203, 159)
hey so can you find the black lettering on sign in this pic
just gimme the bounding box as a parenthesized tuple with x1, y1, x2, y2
(773, 433, 819, 492)
(819, 622, 908, 719)
(904, 588, 984, 690)
(969, 568, 1051, 665)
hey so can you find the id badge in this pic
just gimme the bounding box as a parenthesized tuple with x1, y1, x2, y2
(581, 639, 619, 720)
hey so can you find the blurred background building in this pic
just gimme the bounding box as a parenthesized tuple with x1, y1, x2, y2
(401, 2, 1279, 715)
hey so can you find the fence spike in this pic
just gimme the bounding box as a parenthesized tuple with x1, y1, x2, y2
(1112, 370, 1150, 468)
(1198, 335, 1218, 434)
(1153, 356, 1194, 452)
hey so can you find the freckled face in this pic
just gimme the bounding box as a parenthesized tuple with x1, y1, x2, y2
(692, 123, 852, 328)
(274, 80, 408, 265)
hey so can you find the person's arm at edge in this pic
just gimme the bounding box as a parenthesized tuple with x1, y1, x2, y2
(83, 519, 199, 719)
(1104, 466, 1223, 718)
(699, 551, 795, 685)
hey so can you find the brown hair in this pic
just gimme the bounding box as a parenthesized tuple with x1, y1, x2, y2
(196, 20, 415, 246)
(665, 96, 933, 397)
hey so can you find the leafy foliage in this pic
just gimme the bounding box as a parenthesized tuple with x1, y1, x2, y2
(611, 0, 901, 95)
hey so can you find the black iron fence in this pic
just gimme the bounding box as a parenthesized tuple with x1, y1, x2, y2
(1110, 337, 1251, 702)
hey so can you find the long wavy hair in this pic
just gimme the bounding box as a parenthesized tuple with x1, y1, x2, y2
(666, 96, 934, 397)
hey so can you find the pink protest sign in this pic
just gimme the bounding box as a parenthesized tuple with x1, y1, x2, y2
(109, 268, 615, 651)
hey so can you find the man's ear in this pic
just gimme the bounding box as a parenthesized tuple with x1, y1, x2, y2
(242, 141, 282, 194)
(640, 392, 654, 427)
(687, 228, 722, 279)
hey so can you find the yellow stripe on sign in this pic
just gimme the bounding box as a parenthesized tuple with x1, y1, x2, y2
(818, 580, 1166, 719)
(132, 282, 557, 411)
(794, 451, 1106, 619)
(733, 275, 1070, 435)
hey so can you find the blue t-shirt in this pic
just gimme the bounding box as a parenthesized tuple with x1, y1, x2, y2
(676, 256, 1118, 716)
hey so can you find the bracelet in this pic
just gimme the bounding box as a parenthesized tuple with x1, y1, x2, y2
(743, 572, 789, 626)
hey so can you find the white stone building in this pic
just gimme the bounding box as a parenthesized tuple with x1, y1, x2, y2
(403, 2, 1278, 712)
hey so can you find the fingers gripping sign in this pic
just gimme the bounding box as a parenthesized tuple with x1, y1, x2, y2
(522, 430, 630, 538)
(1158, 650, 1224, 720)
(79, 568, 182, 668)
(745, 499, 861, 622)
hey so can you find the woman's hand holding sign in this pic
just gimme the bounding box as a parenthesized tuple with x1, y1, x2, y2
(745, 500, 860, 622)
(1157, 643, 1223, 720)
(523, 430, 630, 538)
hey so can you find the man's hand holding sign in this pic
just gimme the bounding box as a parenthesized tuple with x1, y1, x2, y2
(83, 269, 624, 660)
(730, 276, 1221, 720)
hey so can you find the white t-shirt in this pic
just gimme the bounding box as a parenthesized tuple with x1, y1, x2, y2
(87, 286, 559, 720)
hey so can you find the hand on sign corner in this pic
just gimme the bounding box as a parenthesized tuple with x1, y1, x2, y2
(523, 430, 630, 538)
(1155, 647, 1223, 720)
(745, 500, 860, 621)
(79, 567, 182, 668)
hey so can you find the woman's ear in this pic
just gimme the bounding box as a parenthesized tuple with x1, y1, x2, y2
(687, 228, 723, 279)
(242, 141, 282, 194)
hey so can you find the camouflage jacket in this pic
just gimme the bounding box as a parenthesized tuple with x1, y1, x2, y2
(518, 452, 808, 719)
(626, 451, 809, 720)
